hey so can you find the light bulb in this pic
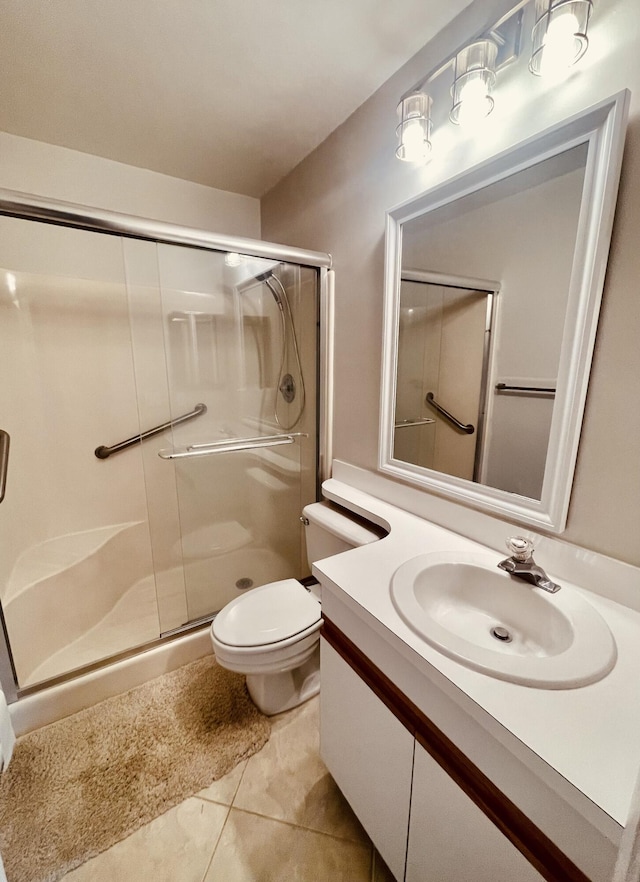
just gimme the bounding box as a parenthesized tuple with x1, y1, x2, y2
(457, 77, 493, 127)
(540, 12, 581, 77)
(401, 119, 430, 163)
(396, 91, 432, 163)
(449, 40, 497, 128)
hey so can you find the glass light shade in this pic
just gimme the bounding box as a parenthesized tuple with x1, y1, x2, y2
(450, 40, 498, 127)
(530, 0, 593, 77)
(396, 92, 432, 162)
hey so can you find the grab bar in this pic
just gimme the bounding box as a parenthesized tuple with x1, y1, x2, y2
(158, 432, 307, 460)
(0, 430, 9, 503)
(496, 383, 556, 396)
(425, 392, 475, 435)
(394, 418, 436, 429)
(95, 403, 207, 459)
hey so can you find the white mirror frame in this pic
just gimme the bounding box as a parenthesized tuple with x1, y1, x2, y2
(379, 91, 630, 533)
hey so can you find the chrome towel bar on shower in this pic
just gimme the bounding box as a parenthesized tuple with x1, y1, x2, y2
(425, 392, 475, 435)
(158, 432, 307, 460)
(0, 430, 9, 503)
(394, 418, 436, 429)
(95, 403, 207, 459)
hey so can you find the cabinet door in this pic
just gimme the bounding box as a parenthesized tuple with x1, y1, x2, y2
(407, 740, 545, 882)
(320, 639, 414, 882)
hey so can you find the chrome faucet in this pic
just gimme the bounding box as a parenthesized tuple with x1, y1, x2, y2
(497, 536, 561, 593)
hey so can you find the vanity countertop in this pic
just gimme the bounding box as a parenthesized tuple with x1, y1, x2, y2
(314, 478, 640, 833)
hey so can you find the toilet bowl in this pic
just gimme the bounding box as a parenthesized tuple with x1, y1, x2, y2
(210, 501, 383, 715)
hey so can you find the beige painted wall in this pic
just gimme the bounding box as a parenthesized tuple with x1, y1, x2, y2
(0, 131, 261, 237)
(261, 0, 640, 566)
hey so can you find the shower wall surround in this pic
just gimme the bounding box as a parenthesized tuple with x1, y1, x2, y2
(0, 213, 321, 691)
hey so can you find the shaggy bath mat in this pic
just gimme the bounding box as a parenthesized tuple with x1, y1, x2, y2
(0, 655, 270, 882)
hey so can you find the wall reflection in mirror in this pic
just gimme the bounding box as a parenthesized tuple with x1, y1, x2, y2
(393, 143, 587, 502)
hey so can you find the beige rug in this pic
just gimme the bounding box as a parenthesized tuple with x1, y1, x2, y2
(0, 656, 270, 882)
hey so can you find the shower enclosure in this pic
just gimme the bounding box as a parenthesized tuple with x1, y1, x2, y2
(0, 196, 332, 697)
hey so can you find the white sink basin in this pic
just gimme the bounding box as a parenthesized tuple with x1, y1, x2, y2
(390, 551, 616, 688)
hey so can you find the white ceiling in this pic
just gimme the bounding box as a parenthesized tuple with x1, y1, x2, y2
(0, 1, 474, 198)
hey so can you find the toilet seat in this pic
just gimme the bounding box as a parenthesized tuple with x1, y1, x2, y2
(212, 578, 321, 648)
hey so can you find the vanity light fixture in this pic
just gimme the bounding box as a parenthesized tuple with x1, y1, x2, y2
(394, 0, 595, 161)
(393, 4, 520, 159)
(396, 91, 433, 163)
(450, 39, 498, 126)
(529, 0, 593, 77)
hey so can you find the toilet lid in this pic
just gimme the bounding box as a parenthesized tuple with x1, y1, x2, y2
(213, 579, 321, 647)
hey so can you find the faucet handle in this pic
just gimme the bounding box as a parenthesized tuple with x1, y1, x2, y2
(505, 536, 534, 561)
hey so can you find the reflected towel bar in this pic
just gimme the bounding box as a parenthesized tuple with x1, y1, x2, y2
(95, 403, 207, 459)
(394, 418, 436, 429)
(495, 383, 556, 396)
(0, 430, 9, 503)
(158, 432, 307, 460)
(425, 392, 475, 435)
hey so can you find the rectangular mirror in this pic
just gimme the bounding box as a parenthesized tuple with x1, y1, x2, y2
(380, 92, 629, 532)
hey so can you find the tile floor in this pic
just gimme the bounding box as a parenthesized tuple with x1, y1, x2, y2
(61, 696, 395, 882)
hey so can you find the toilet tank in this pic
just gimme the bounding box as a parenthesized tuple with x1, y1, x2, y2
(302, 501, 385, 564)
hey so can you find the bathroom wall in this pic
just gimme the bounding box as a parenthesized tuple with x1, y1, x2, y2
(0, 131, 260, 236)
(261, 0, 640, 567)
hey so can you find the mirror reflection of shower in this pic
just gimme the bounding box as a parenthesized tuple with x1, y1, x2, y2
(256, 268, 306, 430)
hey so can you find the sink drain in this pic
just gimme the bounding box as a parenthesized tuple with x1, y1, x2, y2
(490, 625, 513, 643)
(236, 577, 254, 590)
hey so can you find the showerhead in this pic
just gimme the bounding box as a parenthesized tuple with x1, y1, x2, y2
(253, 261, 284, 285)
(259, 272, 285, 310)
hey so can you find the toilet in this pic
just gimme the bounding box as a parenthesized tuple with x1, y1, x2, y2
(210, 501, 383, 715)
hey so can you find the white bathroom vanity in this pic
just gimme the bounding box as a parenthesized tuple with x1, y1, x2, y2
(315, 473, 640, 882)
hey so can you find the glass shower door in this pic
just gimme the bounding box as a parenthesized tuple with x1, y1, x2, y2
(151, 244, 318, 627)
(0, 219, 321, 690)
(0, 218, 162, 688)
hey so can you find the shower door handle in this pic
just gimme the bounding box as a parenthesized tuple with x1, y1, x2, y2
(0, 430, 9, 503)
(158, 432, 307, 459)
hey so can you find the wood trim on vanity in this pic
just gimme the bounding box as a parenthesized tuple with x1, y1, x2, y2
(321, 616, 591, 882)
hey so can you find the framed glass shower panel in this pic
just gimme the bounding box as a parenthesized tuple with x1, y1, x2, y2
(0, 217, 161, 688)
(154, 244, 318, 625)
